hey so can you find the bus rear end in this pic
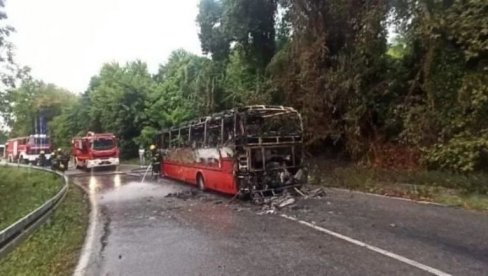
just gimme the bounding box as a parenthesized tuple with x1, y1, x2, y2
(235, 106, 307, 197)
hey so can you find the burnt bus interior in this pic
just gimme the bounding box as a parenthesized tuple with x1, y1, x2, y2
(159, 105, 306, 195)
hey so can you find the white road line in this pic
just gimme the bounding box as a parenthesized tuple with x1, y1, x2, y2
(329, 187, 446, 207)
(280, 214, 451, 276)
(73, 183, 99, 276)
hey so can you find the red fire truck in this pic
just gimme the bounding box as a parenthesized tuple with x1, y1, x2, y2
(71, 132, 119, 170)
(4, 134, 51, 163)
(158, 105, 306, 199)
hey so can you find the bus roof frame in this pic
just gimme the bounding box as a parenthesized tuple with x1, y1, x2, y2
(160, 105, 300, 134)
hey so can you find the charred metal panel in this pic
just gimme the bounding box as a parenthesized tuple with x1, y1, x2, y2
(158, 105, 307, 196)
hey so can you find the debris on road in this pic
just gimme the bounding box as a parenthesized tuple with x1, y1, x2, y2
(278, 197, 296, 208)
(293, 187, 306, 197)
(252, 186, 327, 216)
(165, 190, 199, 200)
(308, 188, 327, 198)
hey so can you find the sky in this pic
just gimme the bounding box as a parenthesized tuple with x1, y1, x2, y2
(5, 0, 202, 93)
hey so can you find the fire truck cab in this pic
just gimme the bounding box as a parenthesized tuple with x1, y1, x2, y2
(72, 132, 119, 170)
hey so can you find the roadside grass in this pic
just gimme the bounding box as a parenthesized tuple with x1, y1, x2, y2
(0, 184, 89, 276)
(0, 166, 62, 229)
(309, 160, 488, 211)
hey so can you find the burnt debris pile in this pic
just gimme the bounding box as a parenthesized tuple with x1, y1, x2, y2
(255, 187, 326, 215)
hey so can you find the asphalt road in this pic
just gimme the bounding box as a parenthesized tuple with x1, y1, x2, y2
(70, 170, 488, 276)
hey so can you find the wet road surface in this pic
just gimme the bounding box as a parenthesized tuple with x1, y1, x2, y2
(70, 171, 488, 276)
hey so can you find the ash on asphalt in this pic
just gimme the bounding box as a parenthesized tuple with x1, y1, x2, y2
(159, 184, 328, 218)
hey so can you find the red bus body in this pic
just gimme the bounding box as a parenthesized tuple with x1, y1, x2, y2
(159, 105, 306, 197)
(162, 147, 238, 195)
(71, 132, 120, 169)
(5, 134, 51, 163)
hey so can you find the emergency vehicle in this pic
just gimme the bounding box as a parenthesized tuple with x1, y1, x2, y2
(71, 132, 119, 170)
(4, 134, 51, 163)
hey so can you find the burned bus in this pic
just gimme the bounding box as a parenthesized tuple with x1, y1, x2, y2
(158, 105, 306, 198)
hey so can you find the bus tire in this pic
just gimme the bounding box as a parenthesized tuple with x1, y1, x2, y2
(197, 174, 206, 191)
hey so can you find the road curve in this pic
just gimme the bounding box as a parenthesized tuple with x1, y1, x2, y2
(71, 172, 488, 276)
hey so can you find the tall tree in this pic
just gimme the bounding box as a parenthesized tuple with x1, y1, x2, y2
(87, 61, 154, 158)
(270, 0, 389, 157)
(7, 79, 76, 138)
(222, 0, 277, 70)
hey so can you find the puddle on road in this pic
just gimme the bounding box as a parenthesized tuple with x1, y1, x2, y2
(100, 181, 185, 203)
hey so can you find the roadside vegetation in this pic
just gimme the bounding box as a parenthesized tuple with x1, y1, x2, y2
(0, 166, 62, 229)
(310, 160, 488, 211)
(0, 184, 89, 276)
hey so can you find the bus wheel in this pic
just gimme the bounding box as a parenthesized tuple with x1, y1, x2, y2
(237, 192, 250, 200)
(197, 174, 206, 191)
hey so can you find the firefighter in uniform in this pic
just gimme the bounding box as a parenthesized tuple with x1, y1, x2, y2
(149, 144, 161, 179)
(38, 150, 46, 167)
(50, 148, 59, 170)
(57, 148, 69, 172)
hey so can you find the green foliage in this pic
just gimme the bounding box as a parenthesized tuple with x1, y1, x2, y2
(6, 79, 76, 138)
(49, 93, 92, 148)
(269, 0, 390, 157)
(0, 167, 62, 229)
(423, 134, 488, 173)
(87, 61, 154, 158)
(223, 46, 270, 106)
(392, 0, 488, 172)
(197, 0, 230, 61)
(0, 0, 18, 89)
(197, 0, 277, 70)
(0, 129, 7, 143)
(147, 50, 215, 129)
(222, 0, 277, 70)
(0, 184, 89, 275)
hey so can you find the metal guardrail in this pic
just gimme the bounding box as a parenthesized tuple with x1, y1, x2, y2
(0, 163, 69, 259)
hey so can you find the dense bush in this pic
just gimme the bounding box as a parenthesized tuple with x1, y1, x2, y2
(423, 135, 488, 173)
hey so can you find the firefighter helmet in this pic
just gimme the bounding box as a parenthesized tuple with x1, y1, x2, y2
(57, 148, 62, 152)
(150, 145, 156, 150)
(40, 150, 45, 154)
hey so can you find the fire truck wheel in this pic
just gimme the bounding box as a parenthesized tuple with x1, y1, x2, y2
(197, 174, 206, 191)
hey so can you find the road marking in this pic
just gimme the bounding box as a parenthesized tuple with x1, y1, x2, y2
(280, 214, 451, 276)
(73, 182, 99, 276)
(330, 187, 446, 207)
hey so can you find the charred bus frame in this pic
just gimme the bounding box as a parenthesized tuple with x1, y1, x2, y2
(159, 105, 306, 197)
